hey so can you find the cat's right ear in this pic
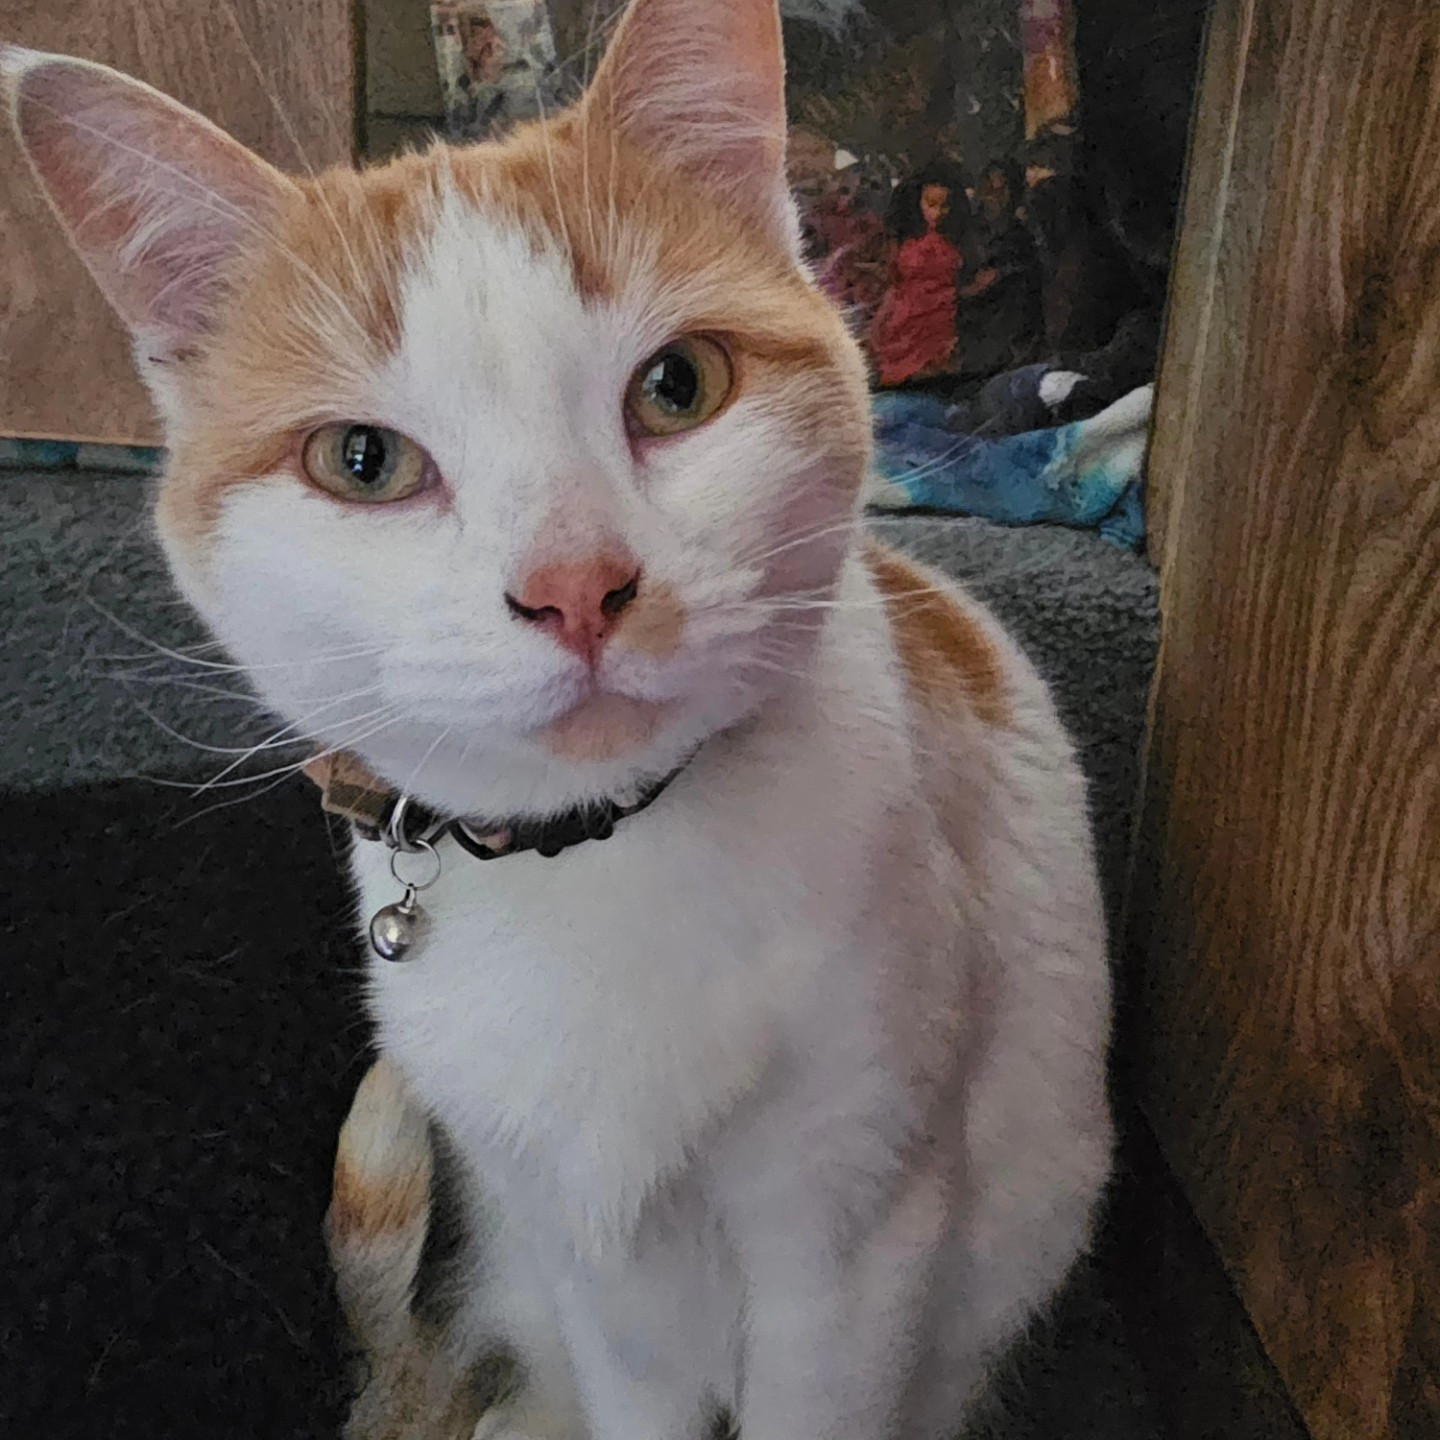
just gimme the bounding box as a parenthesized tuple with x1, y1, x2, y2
(1, 47, 296, 363)
(579, 0, 797, 253)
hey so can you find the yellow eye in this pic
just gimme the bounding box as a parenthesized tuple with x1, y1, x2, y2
(301, 424, 431, 504)
(625, 336, 734, 438)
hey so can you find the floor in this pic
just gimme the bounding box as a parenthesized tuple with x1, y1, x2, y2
(0, 466, 1299, 1437)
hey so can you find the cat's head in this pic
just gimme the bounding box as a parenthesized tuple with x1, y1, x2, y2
(3, 0, 871, 816)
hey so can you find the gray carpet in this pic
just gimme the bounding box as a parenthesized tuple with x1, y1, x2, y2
(0, 470, 268, 791)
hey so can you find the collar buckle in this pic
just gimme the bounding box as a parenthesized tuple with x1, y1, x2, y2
(381, 793, 449, 853)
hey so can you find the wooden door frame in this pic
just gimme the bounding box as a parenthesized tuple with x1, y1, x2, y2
(1130, 0, 1440, 1435)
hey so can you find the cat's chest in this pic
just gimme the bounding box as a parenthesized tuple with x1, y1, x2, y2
(352, 818, 838, 1239)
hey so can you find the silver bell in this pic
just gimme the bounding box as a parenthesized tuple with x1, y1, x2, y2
(370, 887, 427, 961)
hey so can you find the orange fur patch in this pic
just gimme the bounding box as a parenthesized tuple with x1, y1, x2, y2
(328, 1149, 430, 1246)
(162, 156, 451, 546)
(865, 540, 1010, 730)
(451, 115, 844, 367)
(613, 578, 686, 659)
(326, 1059, 432, 1247)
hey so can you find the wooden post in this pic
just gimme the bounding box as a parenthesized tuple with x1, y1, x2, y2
(1133, 0, 1440, 1435)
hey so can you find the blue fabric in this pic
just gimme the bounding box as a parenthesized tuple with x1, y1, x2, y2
(1097, 477, 1147, 551)
(0, 439, 163, 474)
(869, 385, 1152, 552)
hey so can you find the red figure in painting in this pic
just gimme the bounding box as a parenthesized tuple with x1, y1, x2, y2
(869, 173, 966, 387)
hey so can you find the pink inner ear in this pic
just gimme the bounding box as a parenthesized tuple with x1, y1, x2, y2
(11, 55, 293, 350)
(583, 0, 792, 240)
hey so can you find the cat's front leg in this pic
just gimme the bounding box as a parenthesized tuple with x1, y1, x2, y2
(732, 1167, 951, 1440)
(548, 1268, 716, 1440)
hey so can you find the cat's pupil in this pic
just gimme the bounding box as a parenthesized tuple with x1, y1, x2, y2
(645, 351, 700, 414)
(341, 426, 388, 486)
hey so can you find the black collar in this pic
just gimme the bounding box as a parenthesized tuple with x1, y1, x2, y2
(393, 765, 685, 861)
(306, 750, 688, 862)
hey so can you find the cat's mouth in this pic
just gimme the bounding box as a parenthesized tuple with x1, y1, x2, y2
(537, 691, 669, 762)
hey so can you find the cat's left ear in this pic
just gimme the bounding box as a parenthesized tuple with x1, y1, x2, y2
(580, 0, 798, 253)
(2, 47, 297, 363)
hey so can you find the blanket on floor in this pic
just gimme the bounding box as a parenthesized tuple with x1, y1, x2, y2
(867, 385, 1152, 552)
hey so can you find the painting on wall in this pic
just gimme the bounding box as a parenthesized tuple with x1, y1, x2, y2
(431, 0, 562, 139)
(778, 0, 1097, 392)
(439, 0, 1183, 393)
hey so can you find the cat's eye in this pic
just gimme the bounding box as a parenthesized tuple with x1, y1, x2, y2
(301, 423, 431, 504)
(625, 336, 734, 438)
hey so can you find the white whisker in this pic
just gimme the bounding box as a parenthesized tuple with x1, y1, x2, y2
(189, 697, 398, 792)
(533, 91, 574, 258)
(171, 711, 407, 826)
(871, 433, 981, 491)
(398, 723, 455, 799)
(211, 0, 379, 324)
(145, 704, 404, 799)
(111, 676, 268, 705)
(127, 684, 385, 759)
(80, 596, 385, 674)
(733, 513, 863, 571)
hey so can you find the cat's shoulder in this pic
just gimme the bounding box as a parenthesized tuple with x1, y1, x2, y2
(861, 537, 1012, 731)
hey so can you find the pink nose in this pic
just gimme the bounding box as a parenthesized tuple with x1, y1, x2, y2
(505, 552, 641, 665)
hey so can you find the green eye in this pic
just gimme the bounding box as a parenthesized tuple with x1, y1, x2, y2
(626, 336, 734, 437)
(302, 423, 430, 503)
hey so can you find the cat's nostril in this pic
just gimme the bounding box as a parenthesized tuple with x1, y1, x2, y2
(600, 571, 641, 618)
(505, 592, 561, 625)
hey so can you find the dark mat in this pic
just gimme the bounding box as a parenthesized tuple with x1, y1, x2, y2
(2, 773, 1163, 1439)
(1, 781, 365, 1438)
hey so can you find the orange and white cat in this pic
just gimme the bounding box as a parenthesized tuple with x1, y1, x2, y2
(4, 2, 1112, 1436)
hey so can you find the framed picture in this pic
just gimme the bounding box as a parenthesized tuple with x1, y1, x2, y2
(452, 0, 1200, 403)
(431, 0, 562, 138)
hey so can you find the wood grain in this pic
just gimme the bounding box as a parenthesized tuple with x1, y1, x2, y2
(0, 0, 357, 445)
(1134, 0, 1440, 1435)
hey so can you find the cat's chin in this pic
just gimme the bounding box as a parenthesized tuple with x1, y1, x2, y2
(344, 687, 729, 820)
(536, 692, 669, 763)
